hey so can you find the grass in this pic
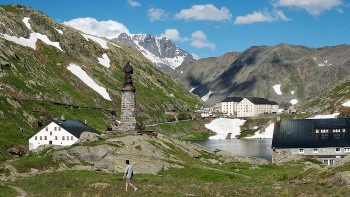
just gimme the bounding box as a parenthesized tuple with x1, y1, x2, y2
(0, 184, 17, 197)
(10, 152, 59, 173)
(3, 160, 350, 197)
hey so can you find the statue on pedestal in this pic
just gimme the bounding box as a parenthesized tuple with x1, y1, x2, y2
(123, 62, 134, 90)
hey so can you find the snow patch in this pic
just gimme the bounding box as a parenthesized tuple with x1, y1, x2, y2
(189, 87, 197, 93)
(290, 99, 298, 105)
(0, 17, 63, 51)
(97, 53, 111, 68)
(318, 63, 325, 67)
(273, 84, 282, 95)
(205, 118, 246, 139)
(55, 28, 63, 34)
(0, 32, 63, 51)
(342, 100, 350, 107)
(201, 91, 213, 102)
(82, 34, 109, 49)
(22, 17, 32, 30)
(67, 63, 111, 101)
(291, 90, 295, 95)
(245, 123, 274, 139)
(308, 113, 340, 119)
(313, 57, 317, 60)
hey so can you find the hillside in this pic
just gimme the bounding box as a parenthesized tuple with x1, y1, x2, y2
(173, 44, 350, 107)
(0, 4, 203, 154)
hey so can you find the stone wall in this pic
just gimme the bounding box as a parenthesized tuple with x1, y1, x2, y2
(118, 89, 136, 132)
(273, 147, 350, 165)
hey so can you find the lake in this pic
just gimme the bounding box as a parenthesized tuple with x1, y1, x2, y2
(193, 138, 272, 161)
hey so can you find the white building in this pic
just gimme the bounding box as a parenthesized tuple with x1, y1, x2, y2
(237, 97, 278, 117)
(221, 97, 243, 116)
(221, 96, 278, 117)
(29, 120, 99, 150)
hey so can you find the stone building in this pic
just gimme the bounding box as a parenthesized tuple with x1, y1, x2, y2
(272, 118, 350, 165)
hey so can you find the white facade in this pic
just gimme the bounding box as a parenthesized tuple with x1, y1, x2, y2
(29, 122, 78, 150)
(221, 101, 239, 116)
(236, 98, 279, 118)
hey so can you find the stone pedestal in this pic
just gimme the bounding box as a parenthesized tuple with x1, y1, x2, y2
(118, 88, 136, 132)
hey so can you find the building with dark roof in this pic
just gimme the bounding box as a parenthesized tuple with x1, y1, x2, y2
(272, 118, 350, 165)
(221, 96, 243, 116)
(29, 120, 100, 150)
(236, 97, 279, 117)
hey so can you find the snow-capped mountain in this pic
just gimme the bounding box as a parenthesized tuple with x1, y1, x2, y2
(114, 33, 195, 72)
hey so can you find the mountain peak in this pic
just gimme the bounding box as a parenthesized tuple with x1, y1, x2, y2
(114, 33, 195, 71)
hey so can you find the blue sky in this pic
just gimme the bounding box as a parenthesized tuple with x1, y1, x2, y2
(1, 0, 350, 59)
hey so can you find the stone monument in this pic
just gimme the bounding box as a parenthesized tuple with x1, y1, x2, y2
(118, 62, 136, 132)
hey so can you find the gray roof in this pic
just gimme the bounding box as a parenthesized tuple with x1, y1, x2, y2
(52, 120, 100, 138)
(272, 118, 350, 149)
(246, 97, 278, 105)
(221, 96, 243, 102)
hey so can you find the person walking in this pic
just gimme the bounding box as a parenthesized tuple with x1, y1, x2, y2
(123, 160, 138, 192)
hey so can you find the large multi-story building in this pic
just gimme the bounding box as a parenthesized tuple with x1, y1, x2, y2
(221, 96, 278, 117)
(221, 96, 243, 116)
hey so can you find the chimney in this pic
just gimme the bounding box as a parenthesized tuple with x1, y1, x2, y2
(84, 120, 87, 125)
(61, 114, 65, 121)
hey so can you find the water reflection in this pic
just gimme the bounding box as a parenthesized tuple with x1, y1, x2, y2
(193, 139, 272, 160)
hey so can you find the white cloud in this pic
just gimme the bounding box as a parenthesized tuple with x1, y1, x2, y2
(276, 0, 343, 16)
(191, 30, 215, 50)
(234, 9, 290, 25)
(127, 0, 141, 7)
(175, 4, 231, 21)
(160, 29, 188, 42)
(148, 8, 168, 21)
(62, 17, 129, 39)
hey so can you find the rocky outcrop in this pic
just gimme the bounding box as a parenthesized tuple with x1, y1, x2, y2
(50, 134, 257, 174)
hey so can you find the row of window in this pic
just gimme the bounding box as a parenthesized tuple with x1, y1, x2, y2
(314, 128, 346, 133)
(45, 127, 62, 132)
(34, 136, 74, 141)
(299, 147, 350, 153)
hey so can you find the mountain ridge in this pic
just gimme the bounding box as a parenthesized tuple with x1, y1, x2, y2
(173, 43, 350, 108)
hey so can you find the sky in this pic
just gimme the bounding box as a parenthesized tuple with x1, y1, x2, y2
(1, 0, 350, 59)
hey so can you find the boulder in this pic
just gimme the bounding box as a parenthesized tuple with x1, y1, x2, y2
(7, 146, 28, 157)
(77, 131, 99, 144)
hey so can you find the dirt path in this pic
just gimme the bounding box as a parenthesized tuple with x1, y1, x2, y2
(10, 186, 27, 197)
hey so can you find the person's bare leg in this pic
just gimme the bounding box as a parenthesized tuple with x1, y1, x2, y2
(125, 182, 128, 191)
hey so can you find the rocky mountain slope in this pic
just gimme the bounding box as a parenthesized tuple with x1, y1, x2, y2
(0, 4, 203, 152)
(114, 33, 195, 73)
(173, 44, 350, 107)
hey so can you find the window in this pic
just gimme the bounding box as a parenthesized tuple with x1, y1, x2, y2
(55, 136, 58, 140)
(336, 148, 341, 152)
(35, 136, 37, 140)
(58, 127, 61, 131)
(71, 136, 73, 140)
(54, 127, 57, 131)
(44, 136, 47, 140)
(67, 136, 69, 140)
(40, 136, 42, 140)
(45, 127, 48, 131)
(344, 148, 350, 153)
(330, 160, 334, 165)
(62, 136, 65, 140)
(323, 160, 328, 165)
(50, 132, 52, 136)
(313, 148, 318, 153)
(299, 149, 304, 153)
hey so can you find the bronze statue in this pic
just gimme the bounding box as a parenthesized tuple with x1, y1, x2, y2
(123, 62, 133, 88)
